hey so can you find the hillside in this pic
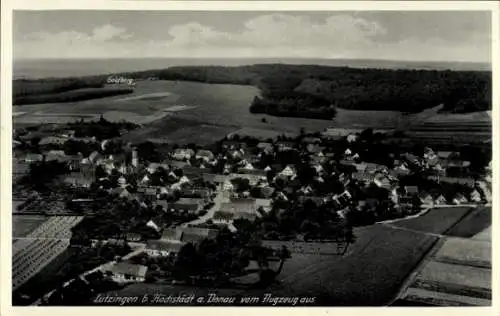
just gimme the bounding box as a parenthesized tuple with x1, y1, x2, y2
(13, 64, 491, 118)
(125, 64, 491, 115)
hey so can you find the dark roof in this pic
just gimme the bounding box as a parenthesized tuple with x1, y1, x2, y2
(405, 186, 419, 194)
(146, 240, 185, 253)
(162, 228, 184, 241)
(219, 201, 257, 214)
(202, 173, 217, 183)
(183, 166, 206, 176)
(214, 211, 234, 220)
(180, 188, 210, 198)
(108, 263, 147, 278)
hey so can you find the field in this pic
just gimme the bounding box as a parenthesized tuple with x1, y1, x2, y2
(13, 79, 492, 146)
(395, 206, 492, 306)
(445, 207, 491, 238)
(391, 207, 474, 235)
(14, 87, 133, 105)
(12, 215, 48, 238)
(433, 238, 491, 268)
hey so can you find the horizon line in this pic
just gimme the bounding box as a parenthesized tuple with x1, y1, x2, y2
(13, 56, 491, 65)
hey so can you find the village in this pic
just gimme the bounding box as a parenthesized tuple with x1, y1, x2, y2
(11, 117, 492, 305)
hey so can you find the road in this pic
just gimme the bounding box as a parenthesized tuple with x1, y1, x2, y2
(182, 191, 225, 227)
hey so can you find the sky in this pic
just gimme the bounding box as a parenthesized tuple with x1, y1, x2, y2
(13, 11, 492, 62)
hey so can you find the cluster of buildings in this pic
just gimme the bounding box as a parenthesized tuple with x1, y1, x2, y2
(13, 125, 490, 291)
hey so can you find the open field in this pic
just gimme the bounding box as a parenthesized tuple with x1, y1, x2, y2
(115, 92, 173, 102)
(395, 206, 492, 306)
(472, 227, 491, 242)
(445, 207, 491, 238)
(391, 207, 474, 235)
(13, 80, 492, 146)
(433, 238, 491, 268)
(13, 215, 48, 238)
(267, 225, 438, 305)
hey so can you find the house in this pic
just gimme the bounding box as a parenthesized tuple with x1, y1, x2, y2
(145, 240, 185, 257)
(259, 185, 275, 198)
(125, 233, 142, 242)
(419, 193, 434, 205)
(146, 220, 161, 233)
(346, 134, 358, 143)
(172, 148, 195, 161)
(306, 144, 325, 154)
(454, 193, 469, 204)
(470, 189, 482, 202)
(229, 173, 265, 185)
(436, 151, 455, 160)
(111, 187, 132, 199)
(88, 151, 102, 164)
(219, 200, 258, 217)
(299, 196, 326, 207)
(103, 263, 147, 283)
(161, 227, 184, 242)
(279, 165, 297, 178)
(170, 198, 205, 213)
(351, 172, 372, 184)
(213, 211, 257, 224)
(166, 160, 190, 169)
(404, 186, 419, 197)
(202, 173, 217, 184)
(183, 166, 206, 177)
(237, 168, 267, 177)
(23, 153, 44, 163)
(426, 176, 475, 187)
(221, 140, 246, 150)
(179, 188, 210, 199)
(63, 172, 93, 188)
(143, 187, 158, 201)
(434, 195, 447, 205)
(147, 163, 169, 174)
(354, 163, 368, 173)
(373, 174, 393, 190)
(44, 150, 67, 162)
(276, 141, 295, 151)
(39, 136, 67, 146)
(340, 160, 356, 167)
(301, 137, 321, 144)
(161, 226, 218, 244)
(255, 198, 272, 212)
(153, 200, 169, 211)
(196, 150, 214, 162)
(181, 227, 219, 244)
(365, 163, 385, 174)
(257, 142, 274, 154)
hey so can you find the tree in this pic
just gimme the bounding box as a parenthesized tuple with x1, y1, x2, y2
(276, 245, 291, 275)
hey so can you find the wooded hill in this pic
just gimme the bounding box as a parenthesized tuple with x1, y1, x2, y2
(14, 64, 491, 117)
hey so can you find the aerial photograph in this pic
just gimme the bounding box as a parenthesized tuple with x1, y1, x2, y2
(11, 9, 492, 307)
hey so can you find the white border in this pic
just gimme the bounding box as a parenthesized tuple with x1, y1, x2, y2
(1, 1, 499, 316)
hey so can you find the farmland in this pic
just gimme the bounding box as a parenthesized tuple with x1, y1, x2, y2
(390, 207, 474, 235)
(394, 206, 492, 306)
(445, 207, 491, 238)
(12, 215, 48, 238)
(13, 78, 492, 146)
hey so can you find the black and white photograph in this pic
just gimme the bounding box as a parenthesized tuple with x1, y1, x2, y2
(3, 1, 497, 310)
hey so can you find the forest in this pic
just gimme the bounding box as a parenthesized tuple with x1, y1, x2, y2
(13, 63, 491, 116)
(128, 64, 491, 115)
